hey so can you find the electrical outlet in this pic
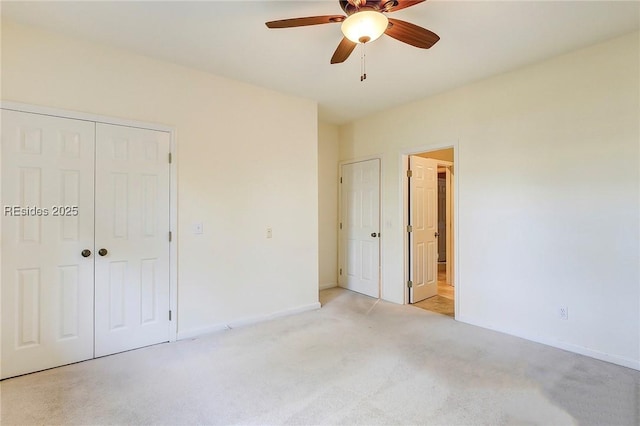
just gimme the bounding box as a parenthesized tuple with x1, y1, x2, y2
(559, 306, 569, 320)
(266, 227, 272, 239)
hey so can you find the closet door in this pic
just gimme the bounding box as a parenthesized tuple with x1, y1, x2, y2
(94, 123, 171, 357)
(1, 110, 95, 379)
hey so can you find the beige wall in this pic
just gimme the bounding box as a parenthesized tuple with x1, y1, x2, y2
(318, 122, 339, 289)
(339, 32, 639, 369)
(1, 21, 320, 337)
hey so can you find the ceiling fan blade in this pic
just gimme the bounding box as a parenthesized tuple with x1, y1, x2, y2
(385, 18, 439, 49)
(331, 37, 358, 64)
(387, 0, 426, 13)
(265, 15, 345, 29)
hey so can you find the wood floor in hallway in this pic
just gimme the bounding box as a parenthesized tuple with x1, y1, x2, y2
(413, 269, 455, 317)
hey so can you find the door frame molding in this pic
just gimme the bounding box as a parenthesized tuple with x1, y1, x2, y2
(338, 155, 383, 299)
(0, 101, 179, 342)
(399, 142, 459, 317)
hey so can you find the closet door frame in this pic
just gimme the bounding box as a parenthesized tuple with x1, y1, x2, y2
(0, 101, 178, 343)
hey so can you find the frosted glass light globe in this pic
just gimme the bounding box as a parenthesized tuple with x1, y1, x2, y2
(341, 11, 389, 44)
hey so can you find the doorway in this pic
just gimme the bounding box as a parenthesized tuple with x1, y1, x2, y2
(405, 148, 455, 317)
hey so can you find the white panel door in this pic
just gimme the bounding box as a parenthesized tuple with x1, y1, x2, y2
(94, 123, 170, 357)
(1, 110, 95, 379)
(409, 156, 438, 303)
(339, 159, 380, 298)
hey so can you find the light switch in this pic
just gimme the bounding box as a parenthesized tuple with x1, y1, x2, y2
(193, 223, 204, 234)
(266, 227, 273, 238)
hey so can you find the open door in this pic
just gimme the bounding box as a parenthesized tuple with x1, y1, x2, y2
(409, 156, 438, 303)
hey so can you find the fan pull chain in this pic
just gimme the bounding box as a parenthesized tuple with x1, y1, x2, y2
(360, 43, 367, 82)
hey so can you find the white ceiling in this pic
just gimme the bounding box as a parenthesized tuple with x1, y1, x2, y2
(2, 1, 639, 124)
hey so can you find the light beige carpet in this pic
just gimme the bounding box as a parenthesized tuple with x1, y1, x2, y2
(1, 288, 638, 425)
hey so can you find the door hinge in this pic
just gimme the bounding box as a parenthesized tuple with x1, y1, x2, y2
(340, 177, 343, 183)
(168, 153, 172, 164)
(407, 170, 413, 178)
(169, 310, 172, 321)
(340, 222, 342, 230)
(340, 268, 342, 276)
(407, 225, 413, 233)
(407, 280, 413, 289)
(169, 231, 172, 242)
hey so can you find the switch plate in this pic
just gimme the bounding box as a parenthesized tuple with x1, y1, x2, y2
(193, 223, 204, 234)
(266, 227, 272, 239)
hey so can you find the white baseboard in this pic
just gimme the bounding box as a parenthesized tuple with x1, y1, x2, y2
(176, 323, 229, 340)
(456, 315, 640, 371)
(177, 302, 321, 341)
(228, 302, 321, 328)
(319, 282, 338, 290)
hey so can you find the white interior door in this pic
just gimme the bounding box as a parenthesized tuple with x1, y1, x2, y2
(339, 159, 380, 298)
(1, 110, 95, 379)
(94, 123, 171, 357)
(409, 156, 438, 303)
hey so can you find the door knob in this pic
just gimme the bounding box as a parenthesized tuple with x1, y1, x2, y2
(434, 232, 440, 237)
(371, 232, 379, 237)
(81, 249, 91, 258)
(98, 248, 108, 257)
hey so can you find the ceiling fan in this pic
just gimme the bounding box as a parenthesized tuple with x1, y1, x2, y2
(265, 0, 440, 64)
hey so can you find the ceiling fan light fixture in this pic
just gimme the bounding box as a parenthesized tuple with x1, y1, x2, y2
(341, 10, 389, 44)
